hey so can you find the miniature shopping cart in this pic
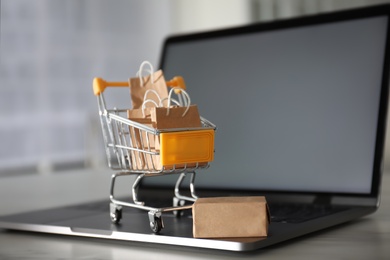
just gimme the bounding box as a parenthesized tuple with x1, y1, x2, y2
(93, 77, 216, 233)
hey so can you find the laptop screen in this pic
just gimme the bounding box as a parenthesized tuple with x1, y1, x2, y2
(154, 8, 389, 195)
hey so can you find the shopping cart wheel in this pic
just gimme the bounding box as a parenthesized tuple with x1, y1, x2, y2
(110, 203, 122, 224)
(150, 217, 163, 233)
(149, 211, 164, 233)
(173, 197, 185, 217)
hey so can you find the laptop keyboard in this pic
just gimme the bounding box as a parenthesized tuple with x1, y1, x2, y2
(70, 199, 348, 224)
(268, 203, 348, 223)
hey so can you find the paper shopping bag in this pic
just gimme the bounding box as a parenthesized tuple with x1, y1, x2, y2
(127, 108, 160, 170)
(129, 70, 168, 109)
(150, 105, 208, 169)
(150, 105, 202, 129)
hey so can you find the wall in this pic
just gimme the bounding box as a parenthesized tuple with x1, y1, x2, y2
(1, 0, 390, 175)
(0, 0, 172, 173)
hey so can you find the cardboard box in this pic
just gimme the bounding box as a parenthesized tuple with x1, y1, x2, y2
(192, 196, 269, 238)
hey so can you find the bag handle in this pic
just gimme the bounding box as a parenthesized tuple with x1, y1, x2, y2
(141, 89, 181, 115)
(163, 87, 191, 117)
(136, 61, 154, 87)
(141, 89, 161, 117)
(142, 89, 183, 117)
(143, 89, 161, 105)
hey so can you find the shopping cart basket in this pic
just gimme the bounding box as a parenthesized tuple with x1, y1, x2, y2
(93, 77, 216, 233)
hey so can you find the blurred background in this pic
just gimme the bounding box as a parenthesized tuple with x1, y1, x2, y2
(1, 0, 390, 177)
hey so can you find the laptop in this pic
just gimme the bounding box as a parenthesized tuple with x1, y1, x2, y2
(0, 4, 389, 252)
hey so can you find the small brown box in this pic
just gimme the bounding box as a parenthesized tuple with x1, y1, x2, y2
(192, 196, 270, 238)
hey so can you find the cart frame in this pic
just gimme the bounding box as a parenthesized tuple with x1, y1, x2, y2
(93, 77, 216, 233)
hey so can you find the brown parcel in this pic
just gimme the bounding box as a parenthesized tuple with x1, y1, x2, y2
(192, 196, 270, 238)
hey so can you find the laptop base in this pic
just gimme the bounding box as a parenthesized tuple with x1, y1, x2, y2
(0, 200, 376, 251)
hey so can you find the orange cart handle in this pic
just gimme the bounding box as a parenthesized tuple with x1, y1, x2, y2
(166, 76, 186, 94)
(93, 76, 186, 96)
(93, 78, 128, 96)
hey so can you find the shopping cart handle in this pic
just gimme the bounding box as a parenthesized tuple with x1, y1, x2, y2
(93, 78, 129, 96)
(166, 76, 186, 94)
(93, 76, 186, 96)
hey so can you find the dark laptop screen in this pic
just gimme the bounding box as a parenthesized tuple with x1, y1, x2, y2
(156, 9, 389, 195)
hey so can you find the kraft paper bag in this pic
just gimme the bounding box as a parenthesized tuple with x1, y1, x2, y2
(129, 70, 168, 109)
(127, 108, 160, 170)
(150, 105, 202, 129)
(150, 105, 206, 170)
(192, 196, 270, 238)
(127, 105, 205, 171)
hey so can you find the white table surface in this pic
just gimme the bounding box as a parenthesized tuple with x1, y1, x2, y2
(0, 169, 389, 260)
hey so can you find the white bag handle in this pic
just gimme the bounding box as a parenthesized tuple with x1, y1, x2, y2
(160, 97, 181, 107)
(136, 61, 154, 87)
(142, 89, 182, 117)
(162, 87, 191, 117)
(141, 89, 161, 117)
